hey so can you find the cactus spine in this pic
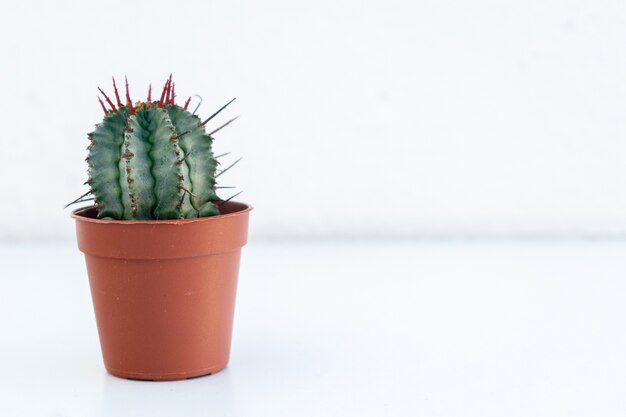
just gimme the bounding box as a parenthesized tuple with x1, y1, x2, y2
(84, 76, 236, 220)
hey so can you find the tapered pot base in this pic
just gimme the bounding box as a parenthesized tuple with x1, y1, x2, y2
(106, 364, 226, 381)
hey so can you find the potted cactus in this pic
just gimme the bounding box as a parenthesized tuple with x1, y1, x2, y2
(69, 76, 251, 381)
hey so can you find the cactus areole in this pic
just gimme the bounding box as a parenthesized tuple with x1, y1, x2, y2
(85, 75, 237, 220)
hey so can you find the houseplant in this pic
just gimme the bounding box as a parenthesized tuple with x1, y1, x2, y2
(70, 76, 251, 381)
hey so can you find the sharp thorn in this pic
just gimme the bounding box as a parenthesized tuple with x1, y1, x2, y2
(177, 149, 194, 165)
(70, 197, 95, 206)
(147, 83, 152, 102)
(200, 98, 237, 126)
(177, 188, 187, 209)
(173, 130, 191, 140)
(165, 74, 173, 104)
(98, 96, 109, 115)
(158, 76, 170, 107)
(215, 152, 231, 159)
(192, 94, 203, 115)
(207, 116, 239, 136)
(183, 96, 191, 110)
(218, 190, 243, 206)
(215, 157, 242, 178)
(64, 190, 93, 208)
(97, 87, 117, 111)
(179, 185, 197, 197)
(112, 77, 123, 107)
(125, 76, 134, 114)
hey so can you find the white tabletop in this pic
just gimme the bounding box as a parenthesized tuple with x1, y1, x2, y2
(1, 240, 625, 417)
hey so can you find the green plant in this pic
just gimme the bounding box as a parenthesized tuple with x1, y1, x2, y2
(69, 75, 240, 220)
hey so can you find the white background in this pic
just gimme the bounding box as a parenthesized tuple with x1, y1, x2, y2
(2, 3, 626, 416)
(1, 0, 625, 240)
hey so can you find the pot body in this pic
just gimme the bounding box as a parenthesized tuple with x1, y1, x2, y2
(72, 202, 251, 381)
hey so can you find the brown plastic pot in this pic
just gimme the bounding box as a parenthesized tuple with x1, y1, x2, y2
(71, 201, 252, 381)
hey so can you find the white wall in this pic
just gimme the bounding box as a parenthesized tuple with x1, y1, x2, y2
(1, 0, 625, 240)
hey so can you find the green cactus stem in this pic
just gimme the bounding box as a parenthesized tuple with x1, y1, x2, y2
(82, 75, 237, 220)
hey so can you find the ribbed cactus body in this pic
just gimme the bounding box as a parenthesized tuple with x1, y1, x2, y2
(167, 105, 220, 217)
(87, 94, 221, 220)
(87, 108, 129, 219)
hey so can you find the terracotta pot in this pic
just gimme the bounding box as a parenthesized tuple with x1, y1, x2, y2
(71, 201, 252, 381)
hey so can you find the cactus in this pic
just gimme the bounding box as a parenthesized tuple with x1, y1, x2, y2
(78, 75, 239, 220)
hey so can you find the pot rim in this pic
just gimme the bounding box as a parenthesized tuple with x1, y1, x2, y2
(71, 201, 252, 225)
